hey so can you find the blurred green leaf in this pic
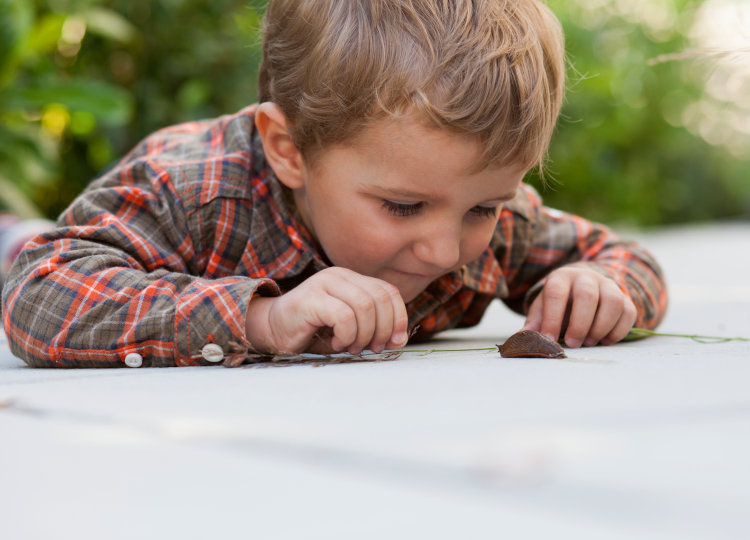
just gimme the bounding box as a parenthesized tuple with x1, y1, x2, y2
(28, 13, 66, 55)
(0, 124, 52, 217)
(5, 78, 133, 125)
(177, 78, 211, 111)
(81, 7, 137, 44)
(70, 109, 96, 135)
(0, 0, 33, 88)
(0, 174, 45, 218)
(0, 123, 56, 183)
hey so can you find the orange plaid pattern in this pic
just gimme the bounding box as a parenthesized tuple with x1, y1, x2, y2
(2, 106, 667, 367)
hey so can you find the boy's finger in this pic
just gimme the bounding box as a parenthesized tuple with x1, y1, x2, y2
(377, 282, 408, 350)
(563, 275, 599, 347)
(583, 281, 623, 346)
(332, 274, 401, 354)
(307, 296, 358, 352)
(386, 293, 408, 350)
(364, 283, 396, 353)
(522, 295, 543, 332)
(539, 277, 572, 341)
(329, 279, 378, 354)
(600, 298, 637, 346)
(345, 273, 406, 351)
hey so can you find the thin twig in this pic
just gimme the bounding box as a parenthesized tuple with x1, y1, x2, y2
(241, 350, 404, 368)
(236, 328, 747, 368)
(406, 347, 498, 356)
(648, 47, 750, 66)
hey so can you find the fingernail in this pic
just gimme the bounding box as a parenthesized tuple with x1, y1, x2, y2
(566, 337, 581, 348)
(584, 338, 597, 347)
(393, 332, 407, 345)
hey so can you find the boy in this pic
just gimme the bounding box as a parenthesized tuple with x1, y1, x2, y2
(1, 0, 666, 368)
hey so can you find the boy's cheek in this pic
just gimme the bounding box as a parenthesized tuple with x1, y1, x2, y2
(461, 226, 497, 265)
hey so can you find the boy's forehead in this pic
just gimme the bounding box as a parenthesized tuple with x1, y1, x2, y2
(349, 115, 528, 181)
(347, 113, 483, 167)
(357, 111, 453, 142)
(371, 181, 519, 203)
(338, 125, 526, 201)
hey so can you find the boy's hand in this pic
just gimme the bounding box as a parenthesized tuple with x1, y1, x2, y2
(245, 268, 409, 355)
(522, 267, 637, 348)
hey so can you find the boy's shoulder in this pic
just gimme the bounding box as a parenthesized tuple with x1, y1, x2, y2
(104, 105, 269, 212)
(134, 105, 260, 156)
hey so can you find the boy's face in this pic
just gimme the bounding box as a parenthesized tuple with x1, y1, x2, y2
(293, 115, 526, 303)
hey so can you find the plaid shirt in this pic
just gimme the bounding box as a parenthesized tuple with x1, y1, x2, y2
(2, 105, 667, 368)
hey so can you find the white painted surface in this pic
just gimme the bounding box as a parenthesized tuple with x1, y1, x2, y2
(1, 222, 749, 539)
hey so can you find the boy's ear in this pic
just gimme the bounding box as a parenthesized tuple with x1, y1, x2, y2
(255, 102, 305, 190)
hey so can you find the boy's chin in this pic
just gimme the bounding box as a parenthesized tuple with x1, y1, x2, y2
(387, 272, 441, 304)
(369, 268, 434, 304)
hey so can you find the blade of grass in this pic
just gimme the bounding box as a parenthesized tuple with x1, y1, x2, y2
(627, 328, 750, 344)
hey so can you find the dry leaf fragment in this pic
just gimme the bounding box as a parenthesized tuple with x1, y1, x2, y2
(497, 330, 566, 358)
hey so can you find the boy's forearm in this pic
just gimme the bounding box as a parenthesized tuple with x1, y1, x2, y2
(502, 184, 667, 329)
(2, 233, 277, 368)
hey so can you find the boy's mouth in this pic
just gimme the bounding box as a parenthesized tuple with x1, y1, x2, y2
(396, 270, 430, 277)
(391, 268, 435, 280)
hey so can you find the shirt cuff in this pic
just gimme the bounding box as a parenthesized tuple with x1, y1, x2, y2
(173, 277, 279, 366)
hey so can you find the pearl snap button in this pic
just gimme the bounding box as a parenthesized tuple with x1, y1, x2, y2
(201, 343, 224, 363)
(124, 352, 143, 368)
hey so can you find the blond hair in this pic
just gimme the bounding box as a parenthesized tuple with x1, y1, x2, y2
(259, 0, 565, 171)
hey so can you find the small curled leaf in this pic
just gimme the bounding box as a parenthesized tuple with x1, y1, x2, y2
(497, 330, 566, 358)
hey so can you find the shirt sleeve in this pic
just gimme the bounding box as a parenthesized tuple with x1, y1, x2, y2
(497, 183, 667, 330)
(2, 135, 279, 368)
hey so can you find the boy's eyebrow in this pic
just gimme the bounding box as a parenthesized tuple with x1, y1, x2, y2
(372, 185, 517, 202)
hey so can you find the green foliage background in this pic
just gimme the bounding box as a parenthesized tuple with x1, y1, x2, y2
(0, 0, 748, 225)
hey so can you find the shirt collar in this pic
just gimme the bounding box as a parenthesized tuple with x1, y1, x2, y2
(246, 131, 329, 282)
(461, 247, 507, 296)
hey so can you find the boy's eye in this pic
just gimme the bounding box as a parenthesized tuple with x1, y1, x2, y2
(468, 206, 498, 219)
(382, 200, 423, 217)
(382, 200, 499, 219)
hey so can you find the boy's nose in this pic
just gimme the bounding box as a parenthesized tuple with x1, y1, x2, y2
(413, 226, 462, 271)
